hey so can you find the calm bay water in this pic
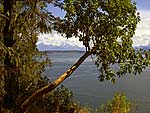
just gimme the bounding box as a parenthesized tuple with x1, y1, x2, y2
(43, 51, 150, 113)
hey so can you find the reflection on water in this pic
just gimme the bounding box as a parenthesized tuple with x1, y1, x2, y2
(43, 51, 150, 113)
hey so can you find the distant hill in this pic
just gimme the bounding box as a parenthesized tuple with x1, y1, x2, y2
(37, 43, 85, 51)
(134, 45, 150, 50)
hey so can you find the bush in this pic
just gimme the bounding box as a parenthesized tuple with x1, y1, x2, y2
(97, 93, 135, 113)
(28, 85, 90, 113)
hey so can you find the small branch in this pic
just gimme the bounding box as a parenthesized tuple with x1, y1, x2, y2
(0, 14, 9, 20)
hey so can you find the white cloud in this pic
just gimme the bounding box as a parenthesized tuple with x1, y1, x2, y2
(133, 10, 150, 47)
(37, 31, 84, 48)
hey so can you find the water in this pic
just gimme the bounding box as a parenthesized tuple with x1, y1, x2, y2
(43, 51, 150, 113)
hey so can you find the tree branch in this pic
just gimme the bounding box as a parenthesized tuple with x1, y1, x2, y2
(20, 47, 96, 113)
(0, 13, 9, 20)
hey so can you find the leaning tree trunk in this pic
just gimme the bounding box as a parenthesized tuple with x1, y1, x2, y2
(20, 48, 96, 113)
(3, 0, 19, 110)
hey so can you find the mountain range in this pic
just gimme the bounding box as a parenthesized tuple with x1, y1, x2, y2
(134, 45, 150, 50)
(37, 42, 150, 51)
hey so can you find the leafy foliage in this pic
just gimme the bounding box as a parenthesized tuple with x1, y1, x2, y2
(1, 0, 150, 112)
(0, 0, 55, 112)
(98, 93, 135, 113)
(0, 0, 90, 112)
(56, 0, 150, 82)
(28, 85, 78, 113)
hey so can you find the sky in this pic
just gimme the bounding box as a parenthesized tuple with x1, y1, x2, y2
(37, 0, 150, 50)
(135, 0, 150, 10)
(132, 0, 150, 47)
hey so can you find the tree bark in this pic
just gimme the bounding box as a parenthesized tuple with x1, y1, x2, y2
(20, 48, 95, 113)
(3, 0, 19, 110)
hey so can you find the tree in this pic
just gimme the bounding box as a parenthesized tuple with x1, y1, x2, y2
(1, 0, 150, 113)
(0, 0, 54, 112)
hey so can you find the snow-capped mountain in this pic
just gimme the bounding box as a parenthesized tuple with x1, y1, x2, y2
(37, 32, 85, 51)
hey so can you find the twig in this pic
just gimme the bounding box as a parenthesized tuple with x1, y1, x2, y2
(0, 13, 9, 20)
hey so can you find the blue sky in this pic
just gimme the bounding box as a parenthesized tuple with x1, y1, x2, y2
(136, 0, 150, 10)
(38, 0, 150, 50)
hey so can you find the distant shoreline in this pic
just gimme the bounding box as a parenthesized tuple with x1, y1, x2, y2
(40, 50, 85, 53)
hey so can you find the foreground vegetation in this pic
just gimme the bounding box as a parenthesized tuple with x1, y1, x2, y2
(98, 93, 135, 113)
(0, 0, 150, 112)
